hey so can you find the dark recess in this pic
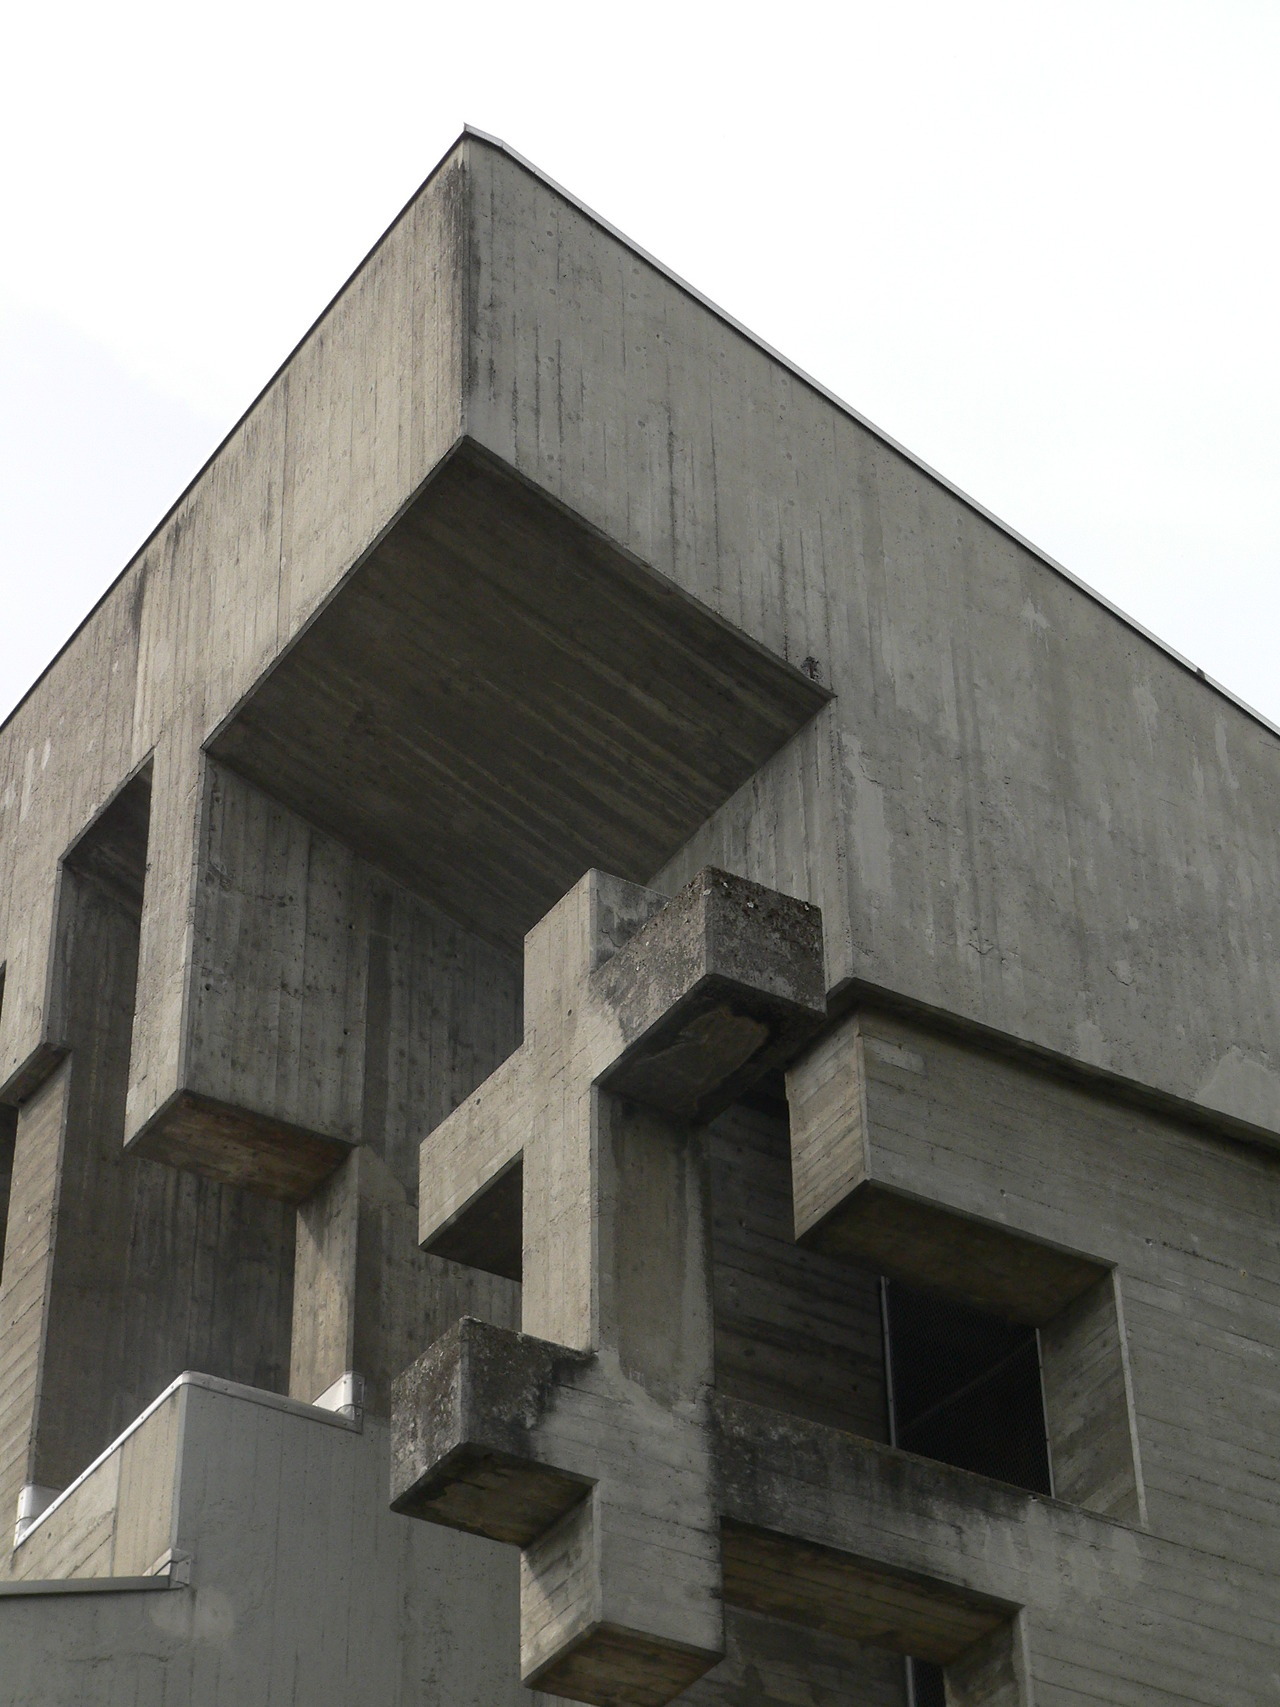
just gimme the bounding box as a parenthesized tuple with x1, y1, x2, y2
(885, 1278, 1049, 1707)
(884, 1277, 1052, 1495)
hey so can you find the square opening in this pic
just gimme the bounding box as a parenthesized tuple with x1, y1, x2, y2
(883, 1277, 1052, 1497)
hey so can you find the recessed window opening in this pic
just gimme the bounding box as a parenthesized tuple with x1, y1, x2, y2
(882, 1277, 1052, 1496)
(884, 1277, 1051, 1707)
(906, 1657, 945, 1707)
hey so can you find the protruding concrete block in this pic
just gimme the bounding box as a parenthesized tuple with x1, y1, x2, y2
(403, 866, 828, 1705)
(786, 1010, 1107, 1324)
(714, 1395, 1032, 1698)
(390, 1317, 593, 1546)
(130, 1091, 354, 1203)
(595, 869, 826, 1123)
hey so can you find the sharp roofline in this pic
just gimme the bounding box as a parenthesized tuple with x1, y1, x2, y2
(5, 125, 1275, 743)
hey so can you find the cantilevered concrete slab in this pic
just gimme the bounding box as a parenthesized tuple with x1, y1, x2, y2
(2, 126, 1280, 1707)
(209, 446, 828, 951)
(3, 130, 1279, 1167)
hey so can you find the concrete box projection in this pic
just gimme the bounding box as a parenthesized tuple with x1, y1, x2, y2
(1, 130, 1277, 1706)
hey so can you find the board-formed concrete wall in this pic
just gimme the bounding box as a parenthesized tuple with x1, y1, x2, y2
(1, 129, 1277, 1707)
(3, 132, 1279, 1144)
(458, 142, 1280, 1136)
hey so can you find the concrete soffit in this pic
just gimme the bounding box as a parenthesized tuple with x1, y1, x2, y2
(457, 126, 1279, 740)
(205, 437, 831, 952)
(3, 128, 1276, 748)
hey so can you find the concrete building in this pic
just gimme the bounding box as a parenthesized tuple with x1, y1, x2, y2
(0, 129, 1276, 1705)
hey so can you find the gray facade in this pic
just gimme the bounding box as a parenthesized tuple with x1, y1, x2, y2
(0, 131, 1275, 1704)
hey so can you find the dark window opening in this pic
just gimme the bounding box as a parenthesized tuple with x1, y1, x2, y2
(907, 1657, 946, 1707)
(883, 1277, 1052, 1496)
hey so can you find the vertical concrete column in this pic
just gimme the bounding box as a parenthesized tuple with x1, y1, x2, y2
(1040, 1271, 1146, 1523)
(290, 1151, 365, 1411)
(518, 874, 722, 1704)
(946, 1616, 1035, 1707)
(518, 873, 667, 1350)
(0, 773, 154, 1553)
(0, 764, 297, 1563)
(126, 757, 360, 1199)
(291, 1145, 517, 1419)
(123, 733, 203, 1152)
(0, 1063, 70, 1554)
(290, 1140, 436, 1420)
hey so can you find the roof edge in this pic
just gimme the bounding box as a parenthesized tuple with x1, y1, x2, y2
(462, 124, 1279, 744)
(5, 126, 1275, 746)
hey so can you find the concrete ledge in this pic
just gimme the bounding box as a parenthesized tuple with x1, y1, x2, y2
(787, 1011, 1109, 1323)
(0, 1571, 181, 1596)
(524, 1617, 721, 1707)
(127, 1088, 354, 1201)
(390, 1318, 593, 1545)
(721, 1519, 1012, 1665)
(595, 869, 826, 1124)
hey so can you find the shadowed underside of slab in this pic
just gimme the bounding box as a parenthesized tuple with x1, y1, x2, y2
(802, 1183, 1107, 1327)
(721, 1521, 1009, 1666)
(210, 442, 829, 950)
(525, 1622, 720, 1707)
(129, 1090, 354, 1202)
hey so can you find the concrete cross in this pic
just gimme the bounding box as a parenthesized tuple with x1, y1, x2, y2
(392, 867, 826, 1707)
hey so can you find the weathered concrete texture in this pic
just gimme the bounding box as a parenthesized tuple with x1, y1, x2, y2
(289, 1145, 520, 1416)
(716, 1395, 1270, 1704)
(0, 772, 295, 1557)
(404, 868, 826, 1705)
(129, 758, 526, 1198)
(1, 150, 473, 1111)
(2, 129, 1277, 1211)
(392, 1318, 1011, 1673)
(680, 1608, 907, 1707)
(2, 127, 1279, 1707)
(391, 1317, 594, 1545)
(786, 1012, 1108, 1323)
(455, 140, 1280, 1138)
(209, 447, 827, 953)
(594, 869, 826, 1122)
(787, 1006, 1280, 1555)
(709, 1100, 888, 1440)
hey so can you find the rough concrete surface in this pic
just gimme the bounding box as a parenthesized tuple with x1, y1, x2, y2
(1, 128, 1277, 1707)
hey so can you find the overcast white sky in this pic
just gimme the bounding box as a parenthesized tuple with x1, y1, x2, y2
(2, 0, 1277, 728)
